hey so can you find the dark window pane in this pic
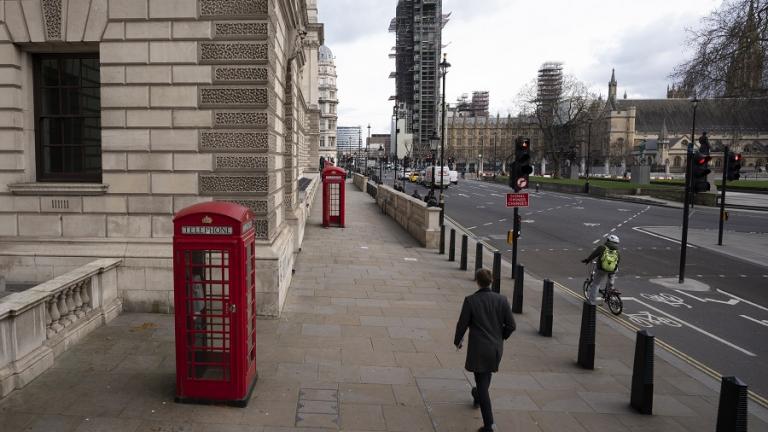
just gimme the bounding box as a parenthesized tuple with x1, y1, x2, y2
(80, 87, 100, 115)
(61, 58, 80, 86)
(61, 89, 81, 114)
(81, 59, 100, 86)
(41, 89, 60, 115)
(44, 146, 63, 173)
(61, 118, 83, 145)
(41, 118, 62, 146)
(41, 59, 59, 86)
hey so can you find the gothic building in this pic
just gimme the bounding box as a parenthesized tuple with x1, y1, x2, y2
(0, 0, 327, 317)
(599, 70, 768, 174)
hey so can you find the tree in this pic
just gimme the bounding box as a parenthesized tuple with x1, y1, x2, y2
(515, 75, 598, 177)
(672, 0, 767, 98)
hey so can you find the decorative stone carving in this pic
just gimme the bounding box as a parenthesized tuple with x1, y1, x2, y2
(200, 0, 268, 18)
(215, 155, 268, 170)
(214, 111, 268, 128)
(214, 22, 268, 39)
(213, 66, 268, 83)
(200, 87, 267, 107)
(225, 199, 268, 215)
(42, 0, 63, 40)
(200, 42, 267, 64)
(200, 131, 269, 151)
(254, 219, 268, 239)
(199, 175, 268, 194)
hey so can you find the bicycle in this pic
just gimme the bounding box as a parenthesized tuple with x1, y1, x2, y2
(582, 261, 623, 315)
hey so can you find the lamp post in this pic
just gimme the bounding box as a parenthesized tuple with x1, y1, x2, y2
(679, 96, 699, 283)
(493, 129, 498, 181)
(357, 128, 362, 174)
(378, 145, 384, 184)
(478, 153, 482, 176)
(585, 115, 592, 193)
(438, 54, 451, 225)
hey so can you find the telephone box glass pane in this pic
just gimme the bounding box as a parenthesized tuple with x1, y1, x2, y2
(329, 183, 340, 216)
(184, 249, 232, 381)
(247, 242, 256, 362)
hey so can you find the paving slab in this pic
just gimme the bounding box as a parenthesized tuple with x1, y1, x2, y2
(2, 182, 767, 431)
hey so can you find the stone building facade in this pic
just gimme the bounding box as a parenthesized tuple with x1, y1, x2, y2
(317, 44, 337, 164)
(445, 114, 543, 173)
(0, 0, 325, 317)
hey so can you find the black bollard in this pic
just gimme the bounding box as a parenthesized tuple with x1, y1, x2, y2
(460, 235, 468, 270)
(511, 264, 524, 313)
(439, 225, 445, 254)
(577, 301, 596, 369)
(474, 243, 483, 280)
(630, 330, 655, 415)
(492, 251, 501, 293)
(448, 229, 456, 262)
(538, 279, 553, 337)
(716, 376, 748, 432)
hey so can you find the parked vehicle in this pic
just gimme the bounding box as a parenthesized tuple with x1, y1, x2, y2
(449, 170, 459, 185)
(423, 166, 451, 188)
(409, 171, 420, 183)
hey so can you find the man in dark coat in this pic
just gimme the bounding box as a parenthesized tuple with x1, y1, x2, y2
(454, 268, 516, 432)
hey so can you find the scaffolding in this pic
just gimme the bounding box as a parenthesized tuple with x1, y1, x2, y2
(471, 91, 489, 117)
(389, 0, 446, 161)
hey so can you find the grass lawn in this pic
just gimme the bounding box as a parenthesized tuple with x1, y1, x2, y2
(526, 176, 679, 190)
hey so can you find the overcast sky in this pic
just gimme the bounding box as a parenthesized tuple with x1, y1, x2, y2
(317, 0, 722, 136)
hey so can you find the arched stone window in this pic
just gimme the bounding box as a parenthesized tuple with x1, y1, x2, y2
(674, 156, 681, 167)
(715, 159, 722, 168)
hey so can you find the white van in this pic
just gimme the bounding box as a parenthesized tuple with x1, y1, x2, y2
(423, 165, 451, 188)
(449, 170, 458, 185)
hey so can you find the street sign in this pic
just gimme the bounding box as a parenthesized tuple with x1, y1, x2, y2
(516, 177, 528, 189)
(506, 192, 529, 207)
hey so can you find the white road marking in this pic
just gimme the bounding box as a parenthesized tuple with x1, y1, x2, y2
(583, 223, 600, 227)
(674, 290, 739, 306)
(740, 315, 768, 328)
(632, 227, 698, 248)
(717, 289, 768, 312)
(467, 226, 477, 230)
(458, 193, 470, 198)
(739, 275, 748, 278)
(522, 220, 535, 223)
(627, 298, 757, 357)
(404, 258, 418, 262)
(360, 246, 369, 249)
(592, 239, 600, 244)
(483, 222, 493, 226)
(498, 218, 507, 222)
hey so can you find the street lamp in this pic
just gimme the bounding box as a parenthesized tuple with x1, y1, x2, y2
(585, 115, 592, 193)
(378, 145, 384, 184)
(679, 96, 699, 283)
(478, 153, 482, 176)
(493, 129, 498, 181)
(438, 53, 451, 224)
(357, 128, 362, 174)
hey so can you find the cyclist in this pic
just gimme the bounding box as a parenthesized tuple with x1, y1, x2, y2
(581, 234, 621, 305)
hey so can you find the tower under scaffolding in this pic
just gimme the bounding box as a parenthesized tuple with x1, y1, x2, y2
(537, 62, 564, 115)
(389, 0, 449, 161)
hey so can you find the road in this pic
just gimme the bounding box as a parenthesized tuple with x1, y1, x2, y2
(384, 170, 768, 400)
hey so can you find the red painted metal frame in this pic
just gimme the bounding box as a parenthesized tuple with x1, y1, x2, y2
(322, 166, 346, 228)
(172, 202, 257, 406)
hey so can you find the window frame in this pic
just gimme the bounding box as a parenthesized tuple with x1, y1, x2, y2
(33, 53, 102, 183)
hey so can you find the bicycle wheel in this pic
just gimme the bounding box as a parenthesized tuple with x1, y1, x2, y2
(606, 292, 623, 315)
(582, 279, 590, 300)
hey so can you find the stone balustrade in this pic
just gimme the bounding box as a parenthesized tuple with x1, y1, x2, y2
(0, 259, 122, 398)
(375, 185, 441, 248)
(352, 173, 368, 191)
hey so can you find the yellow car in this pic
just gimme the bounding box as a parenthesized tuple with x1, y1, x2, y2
(409, 172, 420, 182)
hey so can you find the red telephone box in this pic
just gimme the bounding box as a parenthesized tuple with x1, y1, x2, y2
(322, 165, 346, 228)
(172, 201, 257, 406)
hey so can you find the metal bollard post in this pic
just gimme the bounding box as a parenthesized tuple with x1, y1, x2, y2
(716, 376, 748, 432)
(439, 225, 445, 254)
(630, 330, 655, 415)
(538, 279, 553, 337)
(460, 235, 468, 270)
(448, 229, 456, 262)
(511, 264, 524, 313)
(474, 243, 483, 280)
(577, 301, 596, 369)
(492, 251, 501, 293)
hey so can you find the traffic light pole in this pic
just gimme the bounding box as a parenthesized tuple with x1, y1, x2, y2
(718, 146, 729, 246)
(511, 207, 519, 278)
(679, 103, 697, 284)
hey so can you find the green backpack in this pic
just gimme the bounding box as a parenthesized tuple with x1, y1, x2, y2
(600, 248, 619, 272)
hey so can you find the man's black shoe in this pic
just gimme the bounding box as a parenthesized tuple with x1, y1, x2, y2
(471, 387, 480, 408)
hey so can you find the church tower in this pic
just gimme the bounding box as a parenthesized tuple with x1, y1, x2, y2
(608, 69, 618, 109)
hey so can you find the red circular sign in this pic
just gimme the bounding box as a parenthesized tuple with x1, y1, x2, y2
(516, 177, 528, 189)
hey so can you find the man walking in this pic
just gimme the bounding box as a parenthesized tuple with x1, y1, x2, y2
(454, 268, 516, 432)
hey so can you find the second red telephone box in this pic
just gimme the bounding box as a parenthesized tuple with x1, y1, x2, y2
(322, 165, 346, 228)
(172, 201, 257, 406)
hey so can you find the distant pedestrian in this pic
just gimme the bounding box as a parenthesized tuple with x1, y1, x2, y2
(699, 131, 710, 155)
(454, 268, 516, 432)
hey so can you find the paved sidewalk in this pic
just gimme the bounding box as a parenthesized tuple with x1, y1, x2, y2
(1, 181, 767, 431)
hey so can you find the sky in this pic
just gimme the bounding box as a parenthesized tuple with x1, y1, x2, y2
(317, 0, 723, 136)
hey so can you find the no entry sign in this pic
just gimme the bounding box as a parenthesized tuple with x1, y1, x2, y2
(506, 192, 529, 208)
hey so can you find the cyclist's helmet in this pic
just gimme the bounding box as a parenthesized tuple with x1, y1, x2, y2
(606, 234, 620, 246)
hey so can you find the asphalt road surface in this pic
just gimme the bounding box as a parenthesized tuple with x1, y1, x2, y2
(384, 170, 768, 399)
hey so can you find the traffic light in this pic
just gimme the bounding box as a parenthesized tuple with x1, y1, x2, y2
(691, 151, 711, 193)
(508, 137, 532, 192)
(726, 153, 742, 181)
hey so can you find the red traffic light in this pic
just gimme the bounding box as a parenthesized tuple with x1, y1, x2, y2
(734, 153, 742, 161)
